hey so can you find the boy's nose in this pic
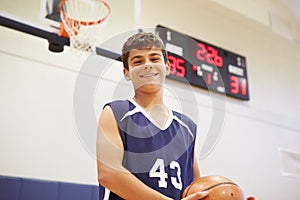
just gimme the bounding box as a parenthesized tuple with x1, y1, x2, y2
(144, 63, 153, 69)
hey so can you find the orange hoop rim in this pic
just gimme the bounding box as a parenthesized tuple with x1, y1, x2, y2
(59, 0, 111, 26)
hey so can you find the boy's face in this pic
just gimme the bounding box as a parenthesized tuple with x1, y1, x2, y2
(124, 47, 170, 92)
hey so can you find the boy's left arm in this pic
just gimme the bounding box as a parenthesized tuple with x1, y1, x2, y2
(193, 149, 200, 180)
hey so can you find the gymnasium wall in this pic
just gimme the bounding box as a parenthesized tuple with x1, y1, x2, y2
(1, 0, 300, 199)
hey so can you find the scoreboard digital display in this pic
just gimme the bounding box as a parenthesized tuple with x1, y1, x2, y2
(156, 25, 250, 100)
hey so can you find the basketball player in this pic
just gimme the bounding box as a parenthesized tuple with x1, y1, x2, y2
(96, 32, 209, 200)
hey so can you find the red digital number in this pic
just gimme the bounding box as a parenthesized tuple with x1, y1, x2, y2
(229, 76, 247, 96)
(241, 78, 247, 96)
(206, 73, 212, 85)
(168, 55, 186, 78)
(196, 43, 206, 61)
(214, 55, 223, 67)
(230, 76, 239, 94)
(206, 46, 217, 65)
(196, 42, 223, 67)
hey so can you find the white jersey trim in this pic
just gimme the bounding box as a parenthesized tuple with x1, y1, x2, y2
(173, 115, 194, 140)
(103, 188, 110, 200)
(120, 99, 173, 131)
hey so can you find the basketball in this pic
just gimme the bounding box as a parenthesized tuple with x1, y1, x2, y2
(182, 175, 245, 200)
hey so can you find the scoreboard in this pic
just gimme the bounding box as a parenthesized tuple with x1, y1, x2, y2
(156, 25, 249, 100)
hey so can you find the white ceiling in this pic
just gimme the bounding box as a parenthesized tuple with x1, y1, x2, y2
(1, 0, 299, 42)
(278, 0, 300, 23)
(210, 0, 300, 43)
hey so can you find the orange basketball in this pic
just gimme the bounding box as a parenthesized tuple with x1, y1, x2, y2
(182, 175, 245, 200)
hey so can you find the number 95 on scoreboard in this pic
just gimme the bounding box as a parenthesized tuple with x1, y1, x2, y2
(156, 25, 250, 101)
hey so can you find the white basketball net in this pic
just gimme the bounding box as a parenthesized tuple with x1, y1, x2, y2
(60, 0, 110, 55)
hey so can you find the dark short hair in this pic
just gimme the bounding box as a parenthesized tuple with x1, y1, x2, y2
(121, 32, 168, 70)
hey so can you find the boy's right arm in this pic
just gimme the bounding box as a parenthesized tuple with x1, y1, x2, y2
(97, 105, 172, 200)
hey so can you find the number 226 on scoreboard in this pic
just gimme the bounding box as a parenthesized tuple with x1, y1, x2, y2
(156, 25, 250, 100)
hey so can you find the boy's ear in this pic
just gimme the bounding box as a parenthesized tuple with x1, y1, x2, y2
(123, 68, 131, 80)
(165, 61, 170, 76)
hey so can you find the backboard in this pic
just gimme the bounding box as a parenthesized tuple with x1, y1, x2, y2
(40, 0, 61, 31)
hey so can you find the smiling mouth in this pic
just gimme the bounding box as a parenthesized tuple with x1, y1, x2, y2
(139, 73, 159, 78)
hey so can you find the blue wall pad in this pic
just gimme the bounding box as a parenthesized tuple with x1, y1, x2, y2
(92, 186, 99, 200)
(58, 182, 93, 200)
(0, 175, 99, 200)
(0, 176, 21, 200)
(20, 178, 59, 200)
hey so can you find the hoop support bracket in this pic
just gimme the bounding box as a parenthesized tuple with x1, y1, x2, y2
(0, 15, 122, 61)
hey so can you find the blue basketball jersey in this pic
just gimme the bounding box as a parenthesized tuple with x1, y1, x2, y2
(99, 99, 197, 200)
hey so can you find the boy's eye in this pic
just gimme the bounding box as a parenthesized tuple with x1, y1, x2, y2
(133, 61, 142, 65)
(151, 57, 160, 62)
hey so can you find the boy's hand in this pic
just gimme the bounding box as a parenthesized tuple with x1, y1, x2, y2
(181, 191, 208, 200)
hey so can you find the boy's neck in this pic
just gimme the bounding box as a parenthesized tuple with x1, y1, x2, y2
(133, 90, 170, 129)
(133, 87, 165, 107)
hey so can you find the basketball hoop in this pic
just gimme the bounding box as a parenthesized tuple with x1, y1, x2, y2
(59, 0, 111, 55)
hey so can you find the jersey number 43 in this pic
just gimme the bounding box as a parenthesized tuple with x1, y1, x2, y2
(149, 158, 182, 190)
